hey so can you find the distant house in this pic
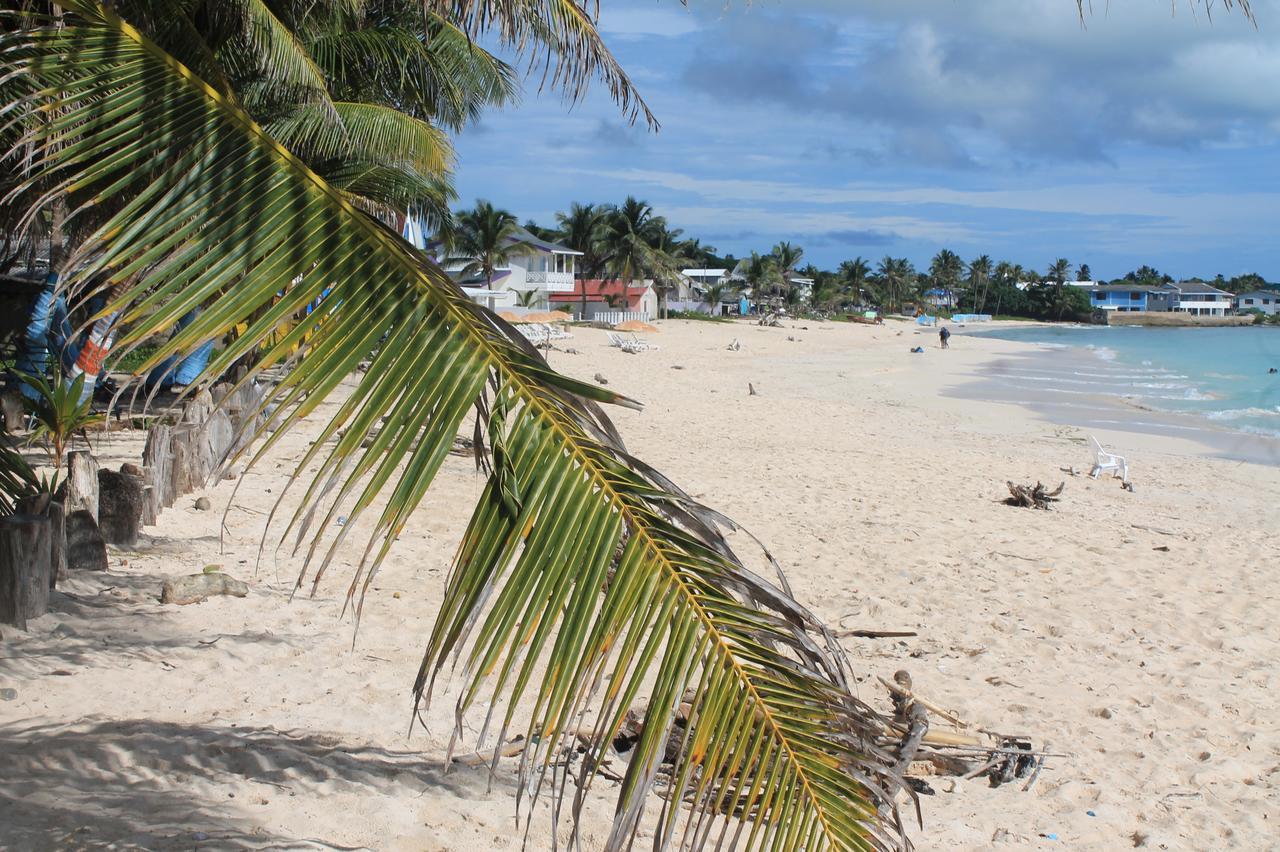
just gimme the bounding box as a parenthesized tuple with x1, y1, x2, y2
(1169, 281, 1233, 316)
(430, 225, 582, 310)
(1235, 290, 1280, 316)
(923, 288, 958, 309)
(1089, 284, 1159, 313)
(548, 279, 658, 321)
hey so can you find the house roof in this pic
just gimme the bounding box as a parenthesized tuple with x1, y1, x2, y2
(1091, 284, 1160, 294)
(1235, 290, 1278, 300)
(1173, 281, 1232, 296)
(510, 226, 583, 256)
(682, 268, 728, 277)
(547, 279, 651, 303)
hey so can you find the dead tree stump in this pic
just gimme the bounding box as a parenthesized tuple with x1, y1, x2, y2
(65, 510, 108, 572)
(98, 468, 144, 546)
(0, 515, 52, 629)
(204, 408, 234, 474)
(62, 450, 99, 521)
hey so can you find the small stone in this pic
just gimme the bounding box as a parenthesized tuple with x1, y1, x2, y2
(120, 462, 143, 477)
(593, 373, 608, 385)
(393, 591, 402, 599)
(0, 688, 16, 700)
(193, 496, 212, 511)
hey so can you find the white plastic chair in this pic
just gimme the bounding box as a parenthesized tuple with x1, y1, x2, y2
(1088, 436, 1129, 481)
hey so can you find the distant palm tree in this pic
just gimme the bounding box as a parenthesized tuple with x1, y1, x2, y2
(1048, 257, 1072, 319)
(735, 251, 778, 310)
(555, 201, 612, 317)
(600, 196, 665, 282)
(771, 241, 804, 298)
(839, 257, 871, 306)
(876, 256, 915, 313)
(450, 200, 529, 288)
(929, 249, 964, 308)
(1077, 262, 1092, 282)
(701, 281, 732, 316)
(968, 254, 993, 313)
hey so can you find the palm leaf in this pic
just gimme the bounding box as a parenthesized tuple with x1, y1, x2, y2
(426, 0, 658, 129)
(1, 5, 902, 850)
(266, 101, 453, 178)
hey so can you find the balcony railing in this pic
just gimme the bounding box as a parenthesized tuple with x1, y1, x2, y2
(525, 270, 575, 292)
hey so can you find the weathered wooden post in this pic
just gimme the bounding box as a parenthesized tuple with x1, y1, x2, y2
(142, 422, 173, 512)
(0, 389, 24, 434)
(63, 450, 99, 521)
(98, 467, 144, 546)
(65, 510, 108, 572)
(0, 514, 52, 629)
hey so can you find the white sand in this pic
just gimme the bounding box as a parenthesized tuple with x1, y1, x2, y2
(2, 318, 1277, 850)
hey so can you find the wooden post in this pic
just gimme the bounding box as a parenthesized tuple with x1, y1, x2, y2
(98, 468, 143, 546)
(169, 423, 209, 496)
(0, 515, 52, 629)
(15, 495, 67, 588)
(0, 388, 24, 433)
(62, 450, 99, 521)
(142, 423, 173, 512)
(65, 510, 108, 572)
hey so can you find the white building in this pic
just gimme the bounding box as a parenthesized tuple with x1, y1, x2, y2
(1170, 281, 1233, 317)
(1235, 290, 1280, 316)
(433, 226, 581, 310)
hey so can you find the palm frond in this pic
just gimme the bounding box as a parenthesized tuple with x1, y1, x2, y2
(267, 101, 453, 178)
(1, 6, 901, 850)
(425, 0, 657, 129)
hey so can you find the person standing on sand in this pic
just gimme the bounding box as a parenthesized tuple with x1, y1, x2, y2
(939, 326, 951, 349)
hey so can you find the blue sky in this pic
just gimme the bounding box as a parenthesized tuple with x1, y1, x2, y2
(451, 0, 1280, 280)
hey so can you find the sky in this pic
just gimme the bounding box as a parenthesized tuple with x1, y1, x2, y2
(450, 0, 1280, 281)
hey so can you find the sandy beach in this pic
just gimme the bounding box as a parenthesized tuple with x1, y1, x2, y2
(2, 317, 1277, 850)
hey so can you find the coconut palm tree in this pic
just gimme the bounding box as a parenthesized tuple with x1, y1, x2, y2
(0, 8, 899, 851)
(700, 280, 733, 316)
(448, 200, 531, 289)
(734, 251, 778, 311)
(839, 257, 872, 306)
(968, 255, 993, 313)
(555, 202, 611, 317)
(770, 241, 805, 298)
(876, 256, 915, 314)
(598, 196, 666, 283)
(929, 249, 963, 308)
(1047, 257, 1072, 319)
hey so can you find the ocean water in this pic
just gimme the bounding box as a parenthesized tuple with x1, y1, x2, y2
(956, 324, 1280, 460)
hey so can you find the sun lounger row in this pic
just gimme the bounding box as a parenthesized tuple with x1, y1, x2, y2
(606, 331, 658, 353)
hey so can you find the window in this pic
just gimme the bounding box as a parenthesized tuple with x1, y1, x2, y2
(1130, 292, 1141, 300)
(1245, 299, 1255, 305)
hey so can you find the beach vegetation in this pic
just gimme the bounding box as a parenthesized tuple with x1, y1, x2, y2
(0, 5, 905, 852)
(16, 371, 104, 478)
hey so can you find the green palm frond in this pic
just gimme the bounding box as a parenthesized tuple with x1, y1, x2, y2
(266, 101, 453, 178)
(1, 6, 902, 850)
(426, 0, 657, 129)
(223, 0, 335, 107)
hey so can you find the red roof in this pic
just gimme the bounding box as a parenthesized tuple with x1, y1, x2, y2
(548, 279, 650, 310)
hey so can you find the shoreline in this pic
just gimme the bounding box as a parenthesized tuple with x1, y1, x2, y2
(945, 322, 1280, 467)
(2, 317, 1277, 850)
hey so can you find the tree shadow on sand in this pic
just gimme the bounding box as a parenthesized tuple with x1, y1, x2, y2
(0, 717, 512, 850)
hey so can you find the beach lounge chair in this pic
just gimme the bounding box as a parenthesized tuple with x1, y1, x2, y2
(627, 333, 658, 351)
(1088, 436, 1129, 481)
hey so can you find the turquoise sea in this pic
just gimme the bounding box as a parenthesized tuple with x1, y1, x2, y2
(955, 323, 1280, 462)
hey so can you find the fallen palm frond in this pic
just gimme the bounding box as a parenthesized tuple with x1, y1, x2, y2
(1, 5, 900, 849)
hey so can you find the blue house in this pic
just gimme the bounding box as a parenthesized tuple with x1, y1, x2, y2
(1090, 285, 1154, 312)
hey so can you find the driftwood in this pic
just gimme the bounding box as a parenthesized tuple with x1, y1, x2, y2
(1005, 480, 1064, 510)
(877, 672, 1050, 790)
(0, 514, 51, 628)
(64, 509, 108, 572)
(62, 450, 99, 521)
(160, 571, 249, 605)
(98, 468, 144, 546)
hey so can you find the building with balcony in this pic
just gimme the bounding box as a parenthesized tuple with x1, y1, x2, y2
(1168, 281, 1233, 316)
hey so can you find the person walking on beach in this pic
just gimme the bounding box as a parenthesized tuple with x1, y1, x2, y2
(939, 325, 951, 349)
